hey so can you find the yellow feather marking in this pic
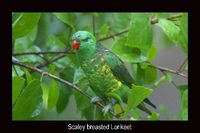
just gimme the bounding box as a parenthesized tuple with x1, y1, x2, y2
(82, 64, 87, 67)
(91, 58, 95, 62)
(102, 65, 110, 74)
(113, 79, 122, 88)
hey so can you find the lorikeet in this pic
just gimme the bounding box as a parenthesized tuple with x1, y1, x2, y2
(72, 31, 156, 116)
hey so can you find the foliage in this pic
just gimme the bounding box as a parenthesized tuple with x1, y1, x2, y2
(12, 12, 188, 120)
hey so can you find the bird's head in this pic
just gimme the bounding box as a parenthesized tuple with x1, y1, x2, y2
(72, 31, 96, 50)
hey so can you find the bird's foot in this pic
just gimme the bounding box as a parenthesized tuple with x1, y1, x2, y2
(102, 104, 112, 116)
(91, 96, 102, 104)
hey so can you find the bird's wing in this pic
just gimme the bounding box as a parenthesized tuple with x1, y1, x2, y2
(96, 44, 134, 88)
(96, 44, 156, 109)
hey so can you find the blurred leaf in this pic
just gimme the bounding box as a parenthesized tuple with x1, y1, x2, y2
(12, 13, 41, 39)
(179, 89, 188, 120)
(12, 13, 21, 23)
(41, 82, 49, 108)
(148, 112, 159, 120)
(126, 86, 153, 112)
(147, 44, 157, 61)
(99, 24, 109, 38)
(12, 76, 25, 105)
(25, 69, 32, 83)
(158, 105, 170, 120)
(179, 13, 188, 54)
(135, 64, 157, 85)
(184, 62, 188, 71)
(112, 13, 131, 32)
(127, 13, 152, 50)
(48, 64, 56, 74)
(130, 108, 141, 120)
(111, 37, 145, 63)
(56, 84, 73, 113)
(178, 85, 188, 100)
(46, 35, 66, 50)
(74, 90, 91, 111)
(157, 19, 180, 44)
(12, 66, 25, 77)
(53, 13, 75, 29)
(14, 26, 38, 52)
(48, 80, 60, 110)
(13, 80, 42, 120)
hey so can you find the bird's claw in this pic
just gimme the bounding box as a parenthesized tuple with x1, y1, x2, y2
(91, 96, 102, 104)
(102, 104, 112, 116)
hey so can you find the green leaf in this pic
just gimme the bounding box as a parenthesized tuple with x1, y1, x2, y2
(12, 76, 25, 105)
(25, 69, 32, 83)
(148, 112, 159, 120)
(126, 86, 153, 111)
(48, 64, 56, 74)
(126, 13, 152, 50)
(112, 13, 131, 32)
(13, 80, 42, 120)
(12, 65, 25, 77)
(56, 85, 72, 113)
(53, 13, 75, 29)
(111, 37, 145, 63)
(179, 13, 188, 54)
(134, 64, 157, 85)
(14, 26, 38, 52)
(12, 13, 41, 39)
(184, 62, 188, 71)
(48, 80, 60, 110)
(157, 19, 180, 44)
(41, 83, 49, 108)
(46, 35, 66, 50)
(147, 44, 157, 61)
(179, 89, 188, 120)
(99, 24, 109, 38)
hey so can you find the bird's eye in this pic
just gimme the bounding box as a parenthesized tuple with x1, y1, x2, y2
(82, 37, 89, 42)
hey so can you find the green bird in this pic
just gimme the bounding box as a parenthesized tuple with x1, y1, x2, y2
(72, 31, 156, 116)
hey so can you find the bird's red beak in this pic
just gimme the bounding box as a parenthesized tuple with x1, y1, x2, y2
(72, 40, 80, 50)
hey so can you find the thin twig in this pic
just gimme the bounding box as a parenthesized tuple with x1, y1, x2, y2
(36, 54, 66, 69)
(148, 64, 187, 78)
(178, 57, 188, 72)
(161, 70, 179, 90)
(97, 28, 129, 42)
(98, 13, 183, 42)
(13, 50, 75, 56)
(12, 60, 119, 118)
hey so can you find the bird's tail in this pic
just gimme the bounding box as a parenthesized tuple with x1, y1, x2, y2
(137, 103, 152, 115)
(144, 98, 157, 109)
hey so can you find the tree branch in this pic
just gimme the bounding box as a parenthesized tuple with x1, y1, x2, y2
(12, 60, 119, 118)
(98, 13, 183, 42)
(178, 57, 188, 72)
(13, 50, 75, 56)
(148, 64, 187, 78)
(160, 70, 179, 90)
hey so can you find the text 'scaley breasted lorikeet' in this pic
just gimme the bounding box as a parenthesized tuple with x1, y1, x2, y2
(72, 31, 156, 115)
